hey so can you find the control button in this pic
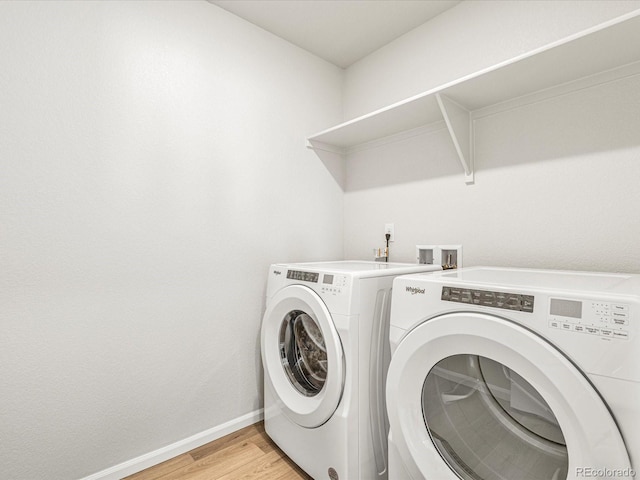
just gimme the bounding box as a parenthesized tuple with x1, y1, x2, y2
(448, 288, 463, 302)
(472, 291, 482, 305)
(585, 326, 600, 335)
(600, 329, 613, 337)
(611, 304, 629, 313)
(612, 317, 629, 326)
(548, 320, 560, 329)
(561, 323, 572, 331)
(573, 325, 585, 333)
(612, 330, 629, 340)
(522, 296, 534, 313)
(480, 291, 496, 307)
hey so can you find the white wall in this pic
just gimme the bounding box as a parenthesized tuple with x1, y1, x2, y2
(343, 1, 640, 273)
(345, 74, 640, 271)
(0, 2, 343, 479)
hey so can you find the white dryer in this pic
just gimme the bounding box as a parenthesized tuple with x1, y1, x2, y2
(386, 267, 639, 480)
(261, 261, 442, 480)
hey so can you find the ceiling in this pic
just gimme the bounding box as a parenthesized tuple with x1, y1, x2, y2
(209, 0, 462, 68)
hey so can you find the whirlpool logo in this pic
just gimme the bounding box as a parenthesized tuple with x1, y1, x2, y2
(406, 286, 426, 295)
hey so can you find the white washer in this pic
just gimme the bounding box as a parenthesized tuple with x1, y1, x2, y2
(261, 261, 442, 480)
(386, 267, 639, 480)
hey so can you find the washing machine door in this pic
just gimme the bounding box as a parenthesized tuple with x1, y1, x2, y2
(386, 312, 631, 480)
(262, 284, 345, 428)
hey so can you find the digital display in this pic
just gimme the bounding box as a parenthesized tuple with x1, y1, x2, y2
(441, 286, 534, 313)
(323, 274, 334, 285)
(287, 270, 319, 283)
(550, 298, 582, 319)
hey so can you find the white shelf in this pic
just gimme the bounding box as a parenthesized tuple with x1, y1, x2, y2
(306, 11, 640, 184)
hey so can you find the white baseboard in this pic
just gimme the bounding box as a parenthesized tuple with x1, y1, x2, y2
(80, 408, 264, 480)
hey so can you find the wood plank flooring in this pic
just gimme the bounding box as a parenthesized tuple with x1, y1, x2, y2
(123, 422, 312, 480)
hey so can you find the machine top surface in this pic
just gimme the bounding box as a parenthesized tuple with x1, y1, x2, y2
(413, 266, 639, 296)
(274, 260, 441, 277)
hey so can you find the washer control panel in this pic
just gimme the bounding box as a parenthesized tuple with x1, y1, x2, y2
(287, 269, 319, 283)
(285, 269, 347, 296)
(319, 273, 347, 296)
(548, 298, 630, 340)
(441, 286, 534, 313)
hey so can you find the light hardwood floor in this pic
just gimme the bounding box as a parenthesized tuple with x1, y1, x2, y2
(123, 422, 312, 480)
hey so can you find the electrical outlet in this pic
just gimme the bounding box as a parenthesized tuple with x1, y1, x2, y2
(384, 223, 394, 242)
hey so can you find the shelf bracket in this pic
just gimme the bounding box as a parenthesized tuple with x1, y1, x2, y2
(306, 139, 345, 155)
(436, 93, 474, 184)
(305, 139, 347, 189)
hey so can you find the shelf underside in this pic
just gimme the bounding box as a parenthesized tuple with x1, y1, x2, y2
(308, 12, 640, 151)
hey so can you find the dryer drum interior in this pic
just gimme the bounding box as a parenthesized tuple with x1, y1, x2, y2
(422, 354, 569, 480)
(280, 310, 328, 396)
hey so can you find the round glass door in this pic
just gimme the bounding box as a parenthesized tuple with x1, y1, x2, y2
(386, 312, 630, 480)
(280, 310, 328, 396)
(422, 354, 568, 480)
(261, 284, 344, 428)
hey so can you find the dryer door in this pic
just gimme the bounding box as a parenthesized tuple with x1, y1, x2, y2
(261, 285, 345, 428)
(386, 312, 631, 480)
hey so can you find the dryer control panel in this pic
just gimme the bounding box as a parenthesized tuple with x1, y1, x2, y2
(548, 298, 630, 340)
